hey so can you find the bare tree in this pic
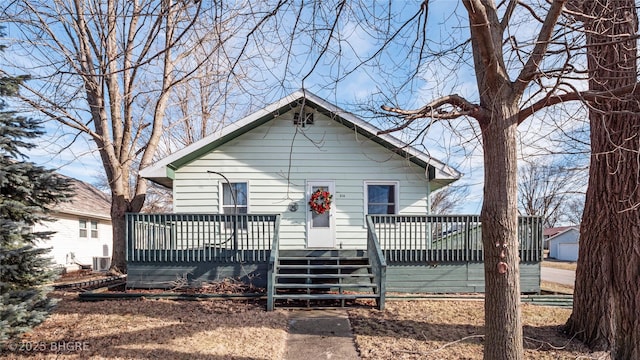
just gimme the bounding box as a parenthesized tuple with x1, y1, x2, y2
(206, 1, 637, 357)
(562, 197, 584, 226)
(4, 0, 638, 356)
(1, 0, 244, 272)
(376, 2, 569, 357)
(566, 1, 640, 357)
(430, 184, 470, 214)
(518, 160, 584, 228)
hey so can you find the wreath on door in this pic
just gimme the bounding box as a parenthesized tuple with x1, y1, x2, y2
(309, 189, 333, 215)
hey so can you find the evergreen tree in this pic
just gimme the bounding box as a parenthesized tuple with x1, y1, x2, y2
(0, 42, 72, 343)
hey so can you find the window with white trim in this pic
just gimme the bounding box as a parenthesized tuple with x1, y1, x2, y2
(90, 221, 98, 238)
(365, 182, 399, 214)
(79, 219, 87, 237)
(222, 182, 248, 214)
(79, 219, 98, 238)
(221, 182, 248, 230)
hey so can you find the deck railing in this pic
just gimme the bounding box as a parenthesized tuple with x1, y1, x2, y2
(266, 218, 281, 311)
(368, 215, 543, 263)
(366, 216, 387, 310)
(126, 213, 280, 263)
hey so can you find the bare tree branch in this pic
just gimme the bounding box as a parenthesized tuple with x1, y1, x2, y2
(514, 0, 567, 95)
(518, 82, 640, 122)
(378, 94, 484, 134)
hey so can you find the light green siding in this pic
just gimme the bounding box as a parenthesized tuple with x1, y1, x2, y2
(127, 261, 540, 293)
(127, 262, 269, 289)
(173, 108, 432, 249)
(386, 262, 540, 293)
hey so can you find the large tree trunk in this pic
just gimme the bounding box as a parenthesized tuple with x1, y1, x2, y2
(566, 1, 640, 358)
(480, 101, 523, 360)
(109, 182, 147, 273)
(110, 196, 129, 273)
(461, 1, 525, 357)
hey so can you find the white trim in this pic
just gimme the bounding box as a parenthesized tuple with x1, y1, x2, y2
(306, 180, 336, 248)
(364, 180, 400, 216)
(140, 89, 462, 183)
(58, 210, 111, 221)
(218, 180, 250, 214)
(140, 92, 307, 180)
(79, 219, 99, 238)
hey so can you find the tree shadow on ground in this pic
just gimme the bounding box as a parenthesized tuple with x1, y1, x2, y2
(348, 304, 593, 358)
(0, 295, 288, 360)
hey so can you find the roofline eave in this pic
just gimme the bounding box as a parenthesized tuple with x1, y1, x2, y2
(139, 89, 463, 185)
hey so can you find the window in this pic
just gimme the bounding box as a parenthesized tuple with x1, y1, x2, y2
(221, 182, 248, 230)
(79, 219, 87, 237)
(222, 182, 248, 214)
(366, 182, 398, 214)
(79, 220, 98, 238)
(90, 221, 98, 238)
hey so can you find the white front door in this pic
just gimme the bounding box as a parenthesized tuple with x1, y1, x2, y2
(306, 181, 335, 248)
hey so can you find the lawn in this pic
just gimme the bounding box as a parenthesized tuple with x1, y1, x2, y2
(0, 294, 599, 359)
(350, 300, 594, 359)
(542, 260, 578, 271)
(0, 293, 289, 360)
(541, 280, 574, 294)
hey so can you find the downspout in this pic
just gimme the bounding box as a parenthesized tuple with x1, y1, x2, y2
(207, 170, 237, 213)
(426, 165, 435, 215)
(426, 166, 434, 248)
(426, 179, 432, 215)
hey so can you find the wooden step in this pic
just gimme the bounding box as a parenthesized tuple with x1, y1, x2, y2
(275, 273, 374, 279)
(278, 256, 369, 261)
(274, 283, 377, 289)
(272, 293, 380, 300)
(277, 264, 371, 270)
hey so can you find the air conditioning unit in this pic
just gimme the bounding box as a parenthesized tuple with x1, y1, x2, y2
(92, 256, 111, 272)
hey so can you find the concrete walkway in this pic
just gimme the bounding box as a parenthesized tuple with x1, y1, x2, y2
(284, 310, 360, 360)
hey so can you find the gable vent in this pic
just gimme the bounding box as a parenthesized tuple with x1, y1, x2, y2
(293, 112, 314, 127)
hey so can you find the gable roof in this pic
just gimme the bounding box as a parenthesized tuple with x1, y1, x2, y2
(544, 226, 580, 243)
(55, 176, 111, 221)
(140, 89, 462, 188)
(543, 225, 579, 238)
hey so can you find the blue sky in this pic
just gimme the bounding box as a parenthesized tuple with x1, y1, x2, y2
(4, 1, 588, 215)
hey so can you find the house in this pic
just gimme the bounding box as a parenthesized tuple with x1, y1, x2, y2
(544, 225, 576, 239)
(546, 226, 580, 261)
(132, 90, 544, 309)
(34, 176, 113, 272)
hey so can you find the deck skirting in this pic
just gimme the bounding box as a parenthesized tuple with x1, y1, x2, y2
(127, 254, 540, 293)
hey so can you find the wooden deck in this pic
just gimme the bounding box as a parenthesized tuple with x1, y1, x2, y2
(126, 213, 543, 309)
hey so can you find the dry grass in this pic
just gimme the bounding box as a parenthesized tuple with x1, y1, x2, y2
(1, 293, 288, 360)
(349, 300, 594, 359)
(542, 260, 578, 271)
(541, 280, 574, 294)
(2, 293, 597, 359)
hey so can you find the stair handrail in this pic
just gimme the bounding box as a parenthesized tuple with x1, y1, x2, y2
(266, 214, 281, 311)
(366, 215, 387, 310)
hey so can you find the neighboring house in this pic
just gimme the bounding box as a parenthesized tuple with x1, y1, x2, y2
(132, 90, 544, 309)
(544, 225, 576, 239)
(34, 176, 113, 272)
(546, 226, 580, 261)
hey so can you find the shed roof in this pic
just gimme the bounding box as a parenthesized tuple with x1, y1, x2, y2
(140, 89, 462, 188)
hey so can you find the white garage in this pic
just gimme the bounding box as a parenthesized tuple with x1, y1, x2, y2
(547, 227, 580, 261)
